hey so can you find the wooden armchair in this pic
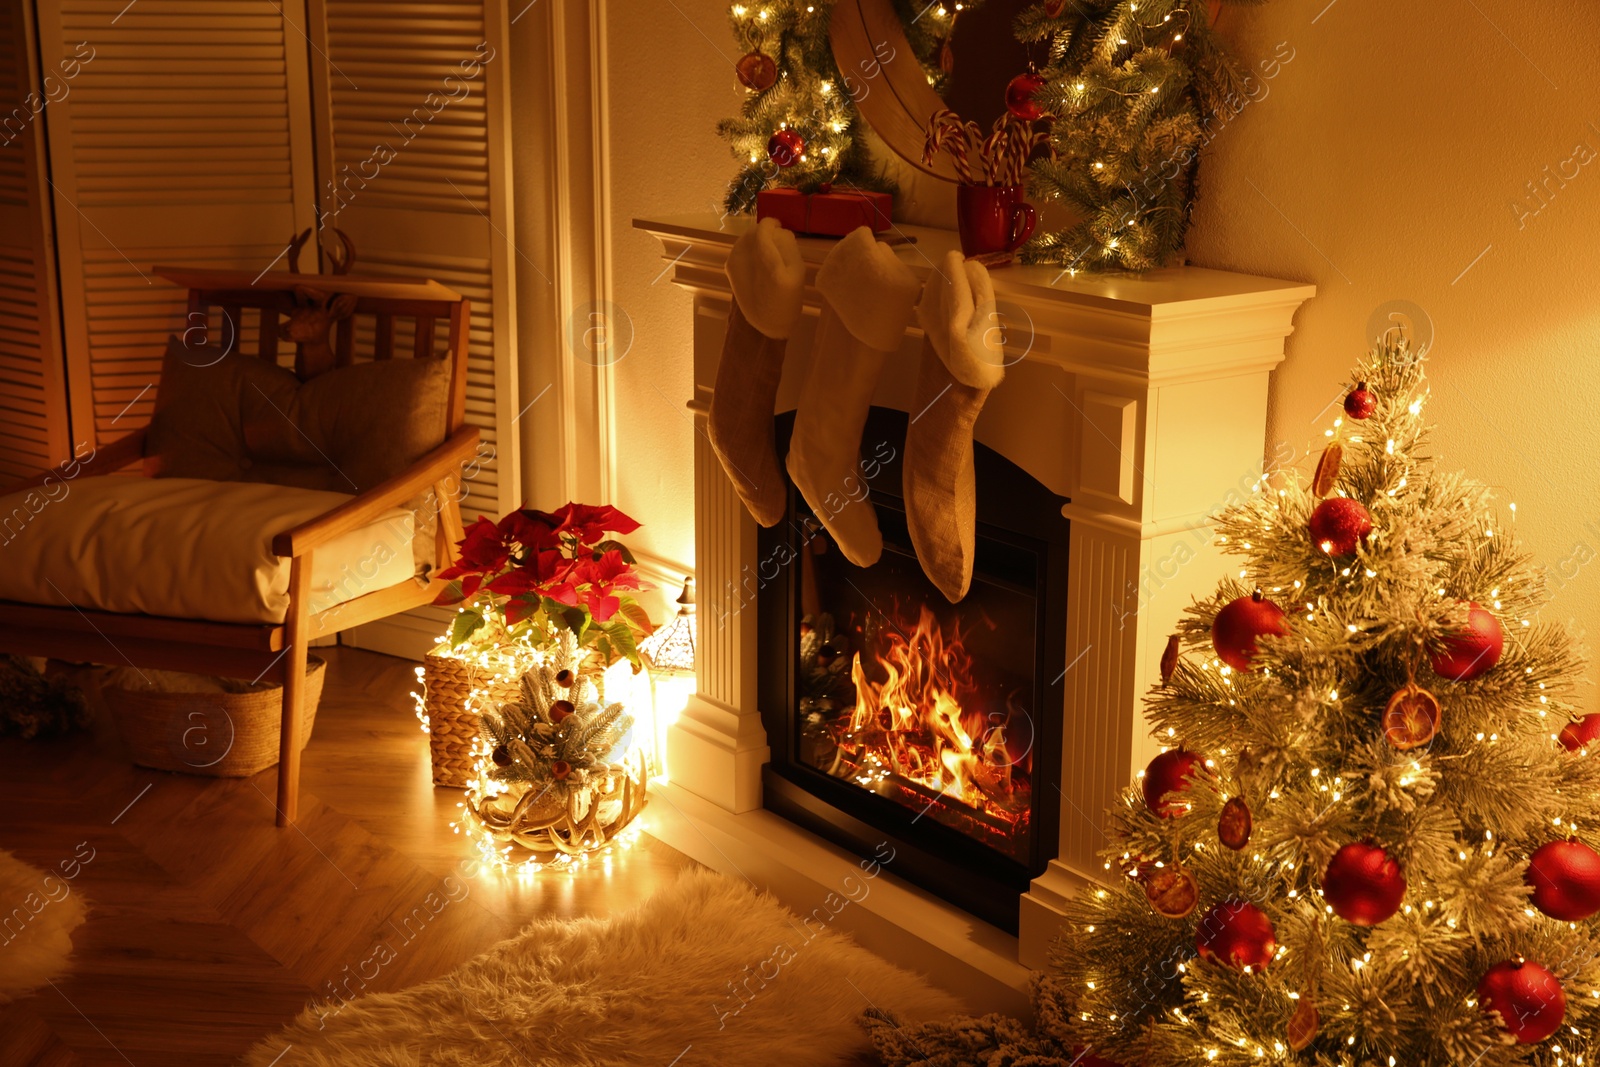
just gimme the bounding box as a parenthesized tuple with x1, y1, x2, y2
(0, 269, 480, 826)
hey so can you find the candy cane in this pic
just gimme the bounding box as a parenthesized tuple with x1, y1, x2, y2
(1006, 119, 1031, 186)
(941, 110, 977, 184)
(972, 123, 998, 187)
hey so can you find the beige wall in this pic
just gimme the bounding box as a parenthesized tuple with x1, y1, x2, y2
(1187, 2, 1600, 712)
(602, 0, 738, 591)
(596, 1, 1600, 704)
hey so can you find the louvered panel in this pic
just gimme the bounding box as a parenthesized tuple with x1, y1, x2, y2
(0, 132, 25, 209)
(323, 0, 492, 215)
(0, 0, 71, 482)
(79, 245, 286, 435)
(41, 0, 318, 452)
(57, 1, 297, 207)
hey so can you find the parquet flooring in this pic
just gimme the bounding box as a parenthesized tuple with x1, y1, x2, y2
(0, 647, 698, 1065)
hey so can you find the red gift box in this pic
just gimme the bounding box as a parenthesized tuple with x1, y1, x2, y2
(756, 186, 892, 237)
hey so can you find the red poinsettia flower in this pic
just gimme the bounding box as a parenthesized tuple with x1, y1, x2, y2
(496, 509, 561, 554)
(572, 549, 640, 622)
(438, 499, 650, 666)
(523, 502, 641, 545)
(437, 516, 512, 580)
(483, 549, 570, 597)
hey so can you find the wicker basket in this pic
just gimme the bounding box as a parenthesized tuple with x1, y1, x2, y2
(103, 656, 325, 778)
(422, 649, 527, 788)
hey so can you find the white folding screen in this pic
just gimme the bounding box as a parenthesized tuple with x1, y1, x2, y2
(305, 0, 518, 522)
(0, 0, 70, 483)
(35, 0, 320, 447)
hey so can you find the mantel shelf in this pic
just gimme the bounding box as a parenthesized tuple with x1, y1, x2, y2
(634, 213, 1315, 318)
(634, 213, 1315, 385)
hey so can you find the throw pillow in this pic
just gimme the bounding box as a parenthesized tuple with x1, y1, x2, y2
(145, 335, 451, 494)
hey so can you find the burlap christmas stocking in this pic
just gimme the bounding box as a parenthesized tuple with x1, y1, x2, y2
(905, 251, 1005, 602)
(785, 227, 920, 567)
(709, 217, 806, 527)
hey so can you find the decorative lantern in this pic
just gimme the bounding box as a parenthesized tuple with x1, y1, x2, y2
(638, 577, 698, 778)
(639, 577, 697, 675)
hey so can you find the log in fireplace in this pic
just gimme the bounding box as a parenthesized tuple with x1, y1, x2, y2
(757, 407, 1069, 931)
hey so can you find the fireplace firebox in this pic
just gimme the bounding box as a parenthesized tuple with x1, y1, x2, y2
(758, 407, 1069, 931)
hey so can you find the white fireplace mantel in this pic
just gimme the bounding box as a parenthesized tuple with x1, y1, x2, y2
(634, 213, 1312, 995)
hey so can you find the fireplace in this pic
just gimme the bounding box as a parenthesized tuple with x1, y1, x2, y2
(636, 212, 1312, 980)
(758, 407, 1069, 931)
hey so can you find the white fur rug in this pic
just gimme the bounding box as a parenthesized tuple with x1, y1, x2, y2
(243, 867, 958, 1066)
(0, 847, 88, 1002)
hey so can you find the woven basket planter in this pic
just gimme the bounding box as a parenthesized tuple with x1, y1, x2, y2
(103, 656, 325, 778)
(422, 649, 528, 788)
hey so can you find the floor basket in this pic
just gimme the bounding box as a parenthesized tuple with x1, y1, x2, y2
(104, 656, 325, 778)
(422, 649, 527, 788)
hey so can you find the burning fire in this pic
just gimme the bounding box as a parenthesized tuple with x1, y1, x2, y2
(830, 606, 1026, 815)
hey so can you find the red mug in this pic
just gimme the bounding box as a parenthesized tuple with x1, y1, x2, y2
(956, 184, 1036, 259)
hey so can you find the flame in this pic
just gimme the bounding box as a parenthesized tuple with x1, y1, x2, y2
(837, 605, 1020, 811)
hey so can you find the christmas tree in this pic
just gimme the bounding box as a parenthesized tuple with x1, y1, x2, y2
(870, 342, 1600, 1065)
(1019, 0, 1256, 271)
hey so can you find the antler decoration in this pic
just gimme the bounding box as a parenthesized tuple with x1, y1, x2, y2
(324, 228, 356, 275)
(278, 227, 359, 378)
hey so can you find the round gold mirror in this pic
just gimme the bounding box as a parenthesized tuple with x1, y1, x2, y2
(829, 0, 1034, 184)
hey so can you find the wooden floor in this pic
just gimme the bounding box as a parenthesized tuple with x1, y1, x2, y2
(0, 647, 699, 1066)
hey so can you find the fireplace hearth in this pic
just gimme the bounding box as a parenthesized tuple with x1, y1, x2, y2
(758, 407, 1069, 931)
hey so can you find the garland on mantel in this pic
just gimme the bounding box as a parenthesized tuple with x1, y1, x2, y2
(717, 0, 1267, 272)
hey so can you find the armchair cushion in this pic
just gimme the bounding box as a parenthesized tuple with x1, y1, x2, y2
(144, 337, 451, 494)
(0, 476, 415, 625)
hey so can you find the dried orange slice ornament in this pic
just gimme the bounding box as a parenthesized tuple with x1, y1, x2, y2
(1288, 998, 1320, 1050)
(1313, 441, 1343, 497)
(1144, 865, 1199, 918)
(1218, 796, 1253, 850)
(1383, 684, 1442, 750)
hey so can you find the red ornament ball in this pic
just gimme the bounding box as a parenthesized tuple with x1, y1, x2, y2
(551, 759, 572, 780)
(1560, 713, 1600, 752)
(1477, 959, 1566, 1044)
(1211, 590, 1288, 671)
(1343, 381, 1376, 419)
(1322, 841, 1406, 926)
(767, 128, 805, 168)
(1308, 497, 1373, 557)
(1142, 747, 1205, 818)
(551, 699, 575, 723)
(490, 744, 512, 767)
(1527, 839, 1600, 921)
(1430, 602, 1503, 681)
(1005, 71, 1047, 121)
(1195, 899, 1276, 971)
(736, 50, 778, 92)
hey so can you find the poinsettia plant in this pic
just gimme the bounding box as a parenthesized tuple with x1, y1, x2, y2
(434, 502, 654, 669)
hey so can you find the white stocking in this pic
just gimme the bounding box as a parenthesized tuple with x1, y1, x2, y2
(785, 227, 920, 567)
(905, 252, 1005, 602)
(709, 218, 805, 527)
